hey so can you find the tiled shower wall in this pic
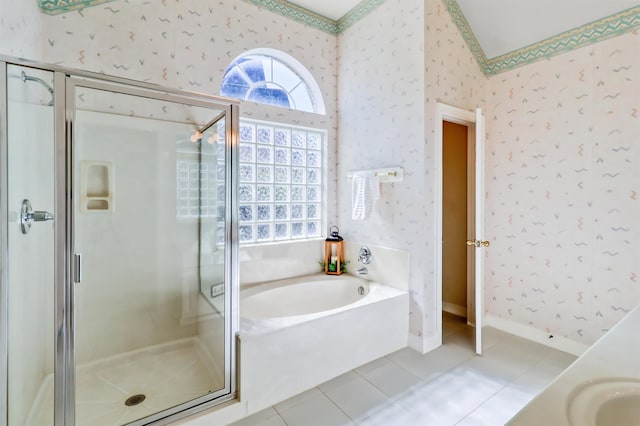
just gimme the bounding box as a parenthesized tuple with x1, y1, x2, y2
(485, 30, 640, 345)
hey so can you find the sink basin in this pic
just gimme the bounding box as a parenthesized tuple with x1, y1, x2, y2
(567, 378, 640, 426)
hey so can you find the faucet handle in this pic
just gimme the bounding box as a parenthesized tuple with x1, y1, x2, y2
(358, 246, 372, 264)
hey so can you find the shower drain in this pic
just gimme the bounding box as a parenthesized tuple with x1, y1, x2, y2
(125, 394, 146, 407)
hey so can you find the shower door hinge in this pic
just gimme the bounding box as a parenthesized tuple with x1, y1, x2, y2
(73, 253, 82, 284)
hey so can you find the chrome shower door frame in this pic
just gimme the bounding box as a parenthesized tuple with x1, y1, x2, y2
(0, 57, 239, 426)
(62, 77, 238, 426)
(0, 60, 9, 426)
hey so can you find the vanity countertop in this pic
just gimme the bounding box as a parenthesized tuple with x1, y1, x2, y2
(508, 304, 640, 425)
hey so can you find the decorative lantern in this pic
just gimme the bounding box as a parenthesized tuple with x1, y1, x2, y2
(324, 226, 345, 275)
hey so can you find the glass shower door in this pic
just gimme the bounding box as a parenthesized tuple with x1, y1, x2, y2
(68, 79, 234, 425)
(4, 64, 56, 426)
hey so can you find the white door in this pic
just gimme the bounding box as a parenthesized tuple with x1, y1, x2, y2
(473, 108, 486, 355)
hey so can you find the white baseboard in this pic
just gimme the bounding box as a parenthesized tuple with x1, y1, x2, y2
(485, 315, 589, 356)
(443, 302, 467, 318)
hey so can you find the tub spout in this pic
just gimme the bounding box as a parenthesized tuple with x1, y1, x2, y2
(356, 267, 368, 276)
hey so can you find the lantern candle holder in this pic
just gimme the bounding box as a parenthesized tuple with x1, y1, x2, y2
(324, 226, 344, 275)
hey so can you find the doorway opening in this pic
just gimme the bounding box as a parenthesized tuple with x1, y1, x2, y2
(442, 120, 474, 347)
(435, 103, 485, 355)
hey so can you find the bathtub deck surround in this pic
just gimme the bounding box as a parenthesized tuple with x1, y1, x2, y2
(172, 239, 409, 425)
(356, 246, 373, 278)
(239, 240, 410, 291)
(344, 243, 410, 292)
(239, 240, 325, 285)
(238, 273, 408, 416)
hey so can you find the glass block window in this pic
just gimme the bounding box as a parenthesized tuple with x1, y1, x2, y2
(220, 48, 326, 115)
(238, 119, 325, 244)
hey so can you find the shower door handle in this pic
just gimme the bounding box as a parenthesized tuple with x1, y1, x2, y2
(30, 211, 55, 221)
(73, 253, 82, 284)
(20, 199, 54, 234)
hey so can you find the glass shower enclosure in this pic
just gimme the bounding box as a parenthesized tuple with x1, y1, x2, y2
(0, 57, 238, 425)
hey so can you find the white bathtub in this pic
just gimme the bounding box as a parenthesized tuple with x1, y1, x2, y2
(241, 275, 369, 319)
(238, 273, 408, 414)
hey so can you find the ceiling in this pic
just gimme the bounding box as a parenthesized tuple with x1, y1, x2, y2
(456, 0, 640, 58)
(287, 0, 640, 58)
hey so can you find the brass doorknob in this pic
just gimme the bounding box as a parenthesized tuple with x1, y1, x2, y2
(466, 240, 491, 247)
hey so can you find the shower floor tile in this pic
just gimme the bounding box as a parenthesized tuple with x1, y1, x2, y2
(27, 338, 220, 426)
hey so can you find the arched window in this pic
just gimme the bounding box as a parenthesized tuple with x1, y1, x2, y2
(220, 49, 326, 115)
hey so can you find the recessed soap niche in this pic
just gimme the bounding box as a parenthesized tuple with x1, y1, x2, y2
(81, 161, 113, 212)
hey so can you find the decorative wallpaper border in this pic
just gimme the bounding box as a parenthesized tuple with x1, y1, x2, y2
(38, 0, 386, 34)
(241, 0, 386, 35)
(336, 0, 386, 33)
(38, 0, 116, 15)
(444, 0, 640, 76)
(442, 0, 488, 71)
(242, 0, 339, 34)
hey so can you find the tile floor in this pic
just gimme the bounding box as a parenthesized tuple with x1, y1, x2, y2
(230, 313, 577, 426)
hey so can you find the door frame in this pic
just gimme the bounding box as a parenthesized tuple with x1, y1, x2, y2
(0, 60, 8, 426)
(434, 102, 484, 353)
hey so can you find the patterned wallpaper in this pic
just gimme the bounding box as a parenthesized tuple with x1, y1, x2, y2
(0, 0, 339, 227)
(337, 0, 426, 347)
(338, 0, 639, 349)
(337, 0, 486, 351)
(0, 0, 337, 121)
(485, 30, 640, 345)
(0, 1, 43, 59)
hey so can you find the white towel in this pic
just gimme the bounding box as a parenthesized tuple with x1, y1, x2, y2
(351, 171, 380, 220)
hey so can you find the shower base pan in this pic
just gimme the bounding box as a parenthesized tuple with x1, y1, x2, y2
(26, 337, 222, 426)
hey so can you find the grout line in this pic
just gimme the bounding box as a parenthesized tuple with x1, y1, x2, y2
(314, 385, 358, 424)
(317, 370, 404, 424)
(453, 339, 562, 425)
(270, 405, 290, 426)
(355, 358, 421, 402)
